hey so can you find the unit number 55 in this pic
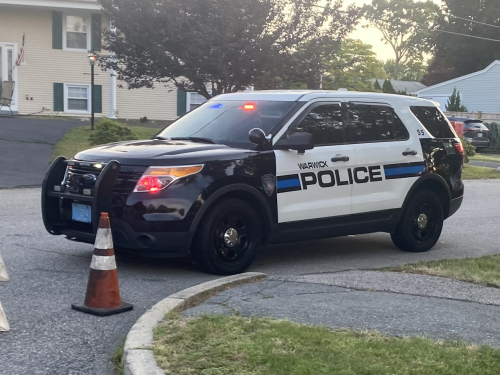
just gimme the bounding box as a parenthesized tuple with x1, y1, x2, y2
(417, 129, 425, 136)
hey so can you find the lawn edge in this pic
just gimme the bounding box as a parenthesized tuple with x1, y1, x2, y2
(122, 272, 266, 375)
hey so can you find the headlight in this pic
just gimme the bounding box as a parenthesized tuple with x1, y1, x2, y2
(134, 165, 203, 193)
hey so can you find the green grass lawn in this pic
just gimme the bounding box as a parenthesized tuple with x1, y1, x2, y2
(471, 154, 500, 163)
(385, 255, 500, 288)
(153, 314, 500, 375)
(462, 164, 500, 179)
(51, 125, 159, 161)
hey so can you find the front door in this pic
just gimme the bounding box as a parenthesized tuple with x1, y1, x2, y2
(275, 101, 353, 223)
(0, 44, 17, 111)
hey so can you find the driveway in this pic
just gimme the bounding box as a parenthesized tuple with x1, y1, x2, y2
(0, 179, 499, 374)
(0, 117, 84, 188)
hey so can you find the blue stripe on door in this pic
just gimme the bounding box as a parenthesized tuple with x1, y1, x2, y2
(277, 178, 301, 189)
(384, 165, 425, 177)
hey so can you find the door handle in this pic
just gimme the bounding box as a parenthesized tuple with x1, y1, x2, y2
(402, 149, 418, 156)
(331, 155, 349, 162)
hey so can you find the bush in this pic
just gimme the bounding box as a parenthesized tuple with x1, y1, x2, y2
(140, 116, 148, 123)
(88, 118, 138, 146)
(459, 136, 476, 163)
(484, 122, 500, 149)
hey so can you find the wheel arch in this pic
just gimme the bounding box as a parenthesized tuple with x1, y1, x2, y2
(190, 183, 273, 244)
(403, 174, 452, 219)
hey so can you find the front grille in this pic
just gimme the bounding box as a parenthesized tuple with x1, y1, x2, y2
(64, 163, 146, 196)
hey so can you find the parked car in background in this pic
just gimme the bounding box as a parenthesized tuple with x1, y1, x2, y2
(447, 116, 490, 151)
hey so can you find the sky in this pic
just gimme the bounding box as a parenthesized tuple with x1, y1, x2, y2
(346, 0, 441, 61)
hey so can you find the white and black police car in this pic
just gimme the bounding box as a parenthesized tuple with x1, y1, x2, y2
(42, 91, 464, 275)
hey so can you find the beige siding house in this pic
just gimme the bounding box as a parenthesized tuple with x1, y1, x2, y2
(0, 0, 199, 119)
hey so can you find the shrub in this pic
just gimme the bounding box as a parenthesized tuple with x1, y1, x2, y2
(484, 122, 500, 149)
(459, 136, 476, 163)
(446, 88, 468, 112)
(88, 118, 138, 146)
(140, 116, 148, 123)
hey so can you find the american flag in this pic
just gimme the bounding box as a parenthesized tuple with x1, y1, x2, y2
(14, 34, 25, 69)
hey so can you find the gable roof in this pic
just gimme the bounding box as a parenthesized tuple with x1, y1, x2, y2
(412, 60, 500, 95)
(369, 79, 426, 93)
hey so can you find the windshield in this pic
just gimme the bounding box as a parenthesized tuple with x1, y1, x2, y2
(157, 100, 295, 149)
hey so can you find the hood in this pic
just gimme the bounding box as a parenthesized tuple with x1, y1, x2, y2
(74, 139, 251, 166)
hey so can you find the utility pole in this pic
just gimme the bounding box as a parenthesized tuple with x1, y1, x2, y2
(88, 53, 97, 130)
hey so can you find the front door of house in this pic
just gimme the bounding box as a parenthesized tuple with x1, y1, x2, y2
(0, 44, 17, 111)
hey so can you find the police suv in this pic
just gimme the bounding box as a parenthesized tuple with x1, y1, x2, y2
(42, 91, 464, 275)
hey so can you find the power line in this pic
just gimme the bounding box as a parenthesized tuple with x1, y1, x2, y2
(449, 15, 500, 30)
(432, 28, 500, 43)
(367, 12, 500, 43)
(393, 1, 500, 30)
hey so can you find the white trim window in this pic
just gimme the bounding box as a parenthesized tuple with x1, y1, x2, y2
(63, 14, 90, 51)
(187, 91, 211, 112)
(64, 83, 91, 113)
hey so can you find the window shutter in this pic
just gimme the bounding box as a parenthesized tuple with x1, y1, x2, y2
(91, 14, 102, 52)
(177, 89, 187, 116)
(53, 83, 64, 111)
(93, 85, 102, 113)
(52, 11, 63, 49)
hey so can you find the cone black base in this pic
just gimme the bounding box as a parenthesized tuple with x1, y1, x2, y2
(71, 302, 133, 317)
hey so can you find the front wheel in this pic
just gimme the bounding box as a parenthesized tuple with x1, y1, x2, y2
(391, 190, 444, 253)
(191, 198, 261, 275)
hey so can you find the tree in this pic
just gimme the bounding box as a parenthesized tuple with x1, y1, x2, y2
(446, 88, 468, 112)
(363, 0, 439, 80)
(431, 0, 500, 80)
(322, 39, 386, 91)
(373, 79, 382, 91)
(421, 56, 457, 86)
(99, 0, 360, 99)
(383, 59, 428, 81)
(382, 79, 396, 93)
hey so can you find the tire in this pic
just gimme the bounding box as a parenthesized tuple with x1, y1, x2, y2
(391, 190, 444, 253)
(191, 198, 262, 275)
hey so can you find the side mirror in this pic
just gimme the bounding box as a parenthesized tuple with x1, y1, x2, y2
(274, 132, 314, 153)
(249, 128, 267, 146)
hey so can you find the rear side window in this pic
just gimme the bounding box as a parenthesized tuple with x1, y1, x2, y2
(346, 103, 409, 143)
(410, 106, 456, 138)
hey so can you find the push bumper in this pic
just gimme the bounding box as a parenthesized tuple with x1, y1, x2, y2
(41, 157, 193, 257)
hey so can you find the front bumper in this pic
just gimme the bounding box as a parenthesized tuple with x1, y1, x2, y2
(41, 157, 193, 257)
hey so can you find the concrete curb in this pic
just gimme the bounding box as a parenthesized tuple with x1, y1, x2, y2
(122, 272, 266, 375)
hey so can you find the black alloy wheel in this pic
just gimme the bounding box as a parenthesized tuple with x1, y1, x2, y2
(391, 190, 444, 253)
(192, 198, 261, 275)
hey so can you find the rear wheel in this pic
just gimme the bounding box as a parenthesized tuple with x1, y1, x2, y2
(191, 198, 261, 275)
(391, 190, 444, 253)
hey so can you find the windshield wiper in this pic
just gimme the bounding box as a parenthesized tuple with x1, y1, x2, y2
(169, 137, 216, 144)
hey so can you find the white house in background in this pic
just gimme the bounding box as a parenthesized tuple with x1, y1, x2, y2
(412, 60, 500, 114)
(0, 0, 205, 119)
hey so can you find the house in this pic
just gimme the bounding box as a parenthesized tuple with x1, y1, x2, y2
(370, 79, 426, 94)
(0, 0, 202, 119)
(412, 60, 500, 113)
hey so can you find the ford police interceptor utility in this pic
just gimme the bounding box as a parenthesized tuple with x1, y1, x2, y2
(42, 91, 464, 275)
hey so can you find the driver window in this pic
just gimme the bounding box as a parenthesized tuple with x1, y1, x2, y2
(291, 104, 345, 146)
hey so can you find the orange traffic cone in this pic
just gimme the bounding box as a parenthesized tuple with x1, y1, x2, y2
(72, 213, 133, 316)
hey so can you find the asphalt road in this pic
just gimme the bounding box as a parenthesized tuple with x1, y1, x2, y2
(0, 180, 499, 374)
(0, 117, 84, 188)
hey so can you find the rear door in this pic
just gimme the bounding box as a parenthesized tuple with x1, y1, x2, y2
(274, 101, 354, 223)
(346, 101, 424, 214)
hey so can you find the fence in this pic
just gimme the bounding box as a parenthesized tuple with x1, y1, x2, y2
(444, 112, 500, 122)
